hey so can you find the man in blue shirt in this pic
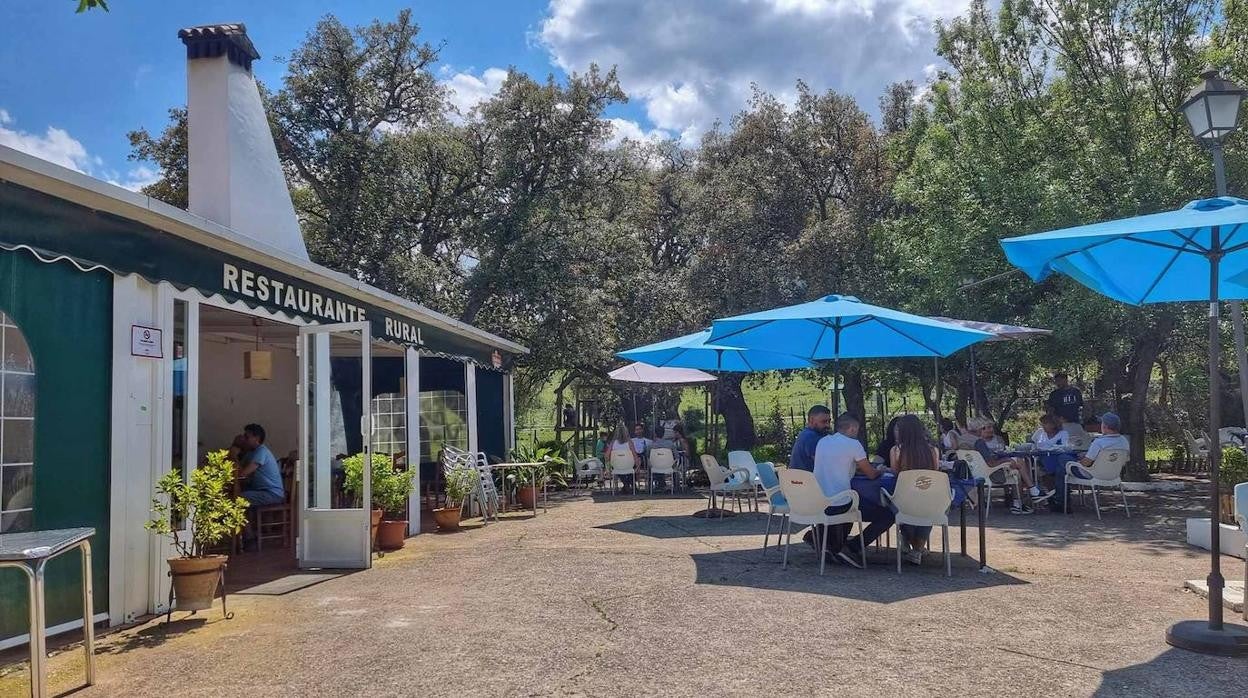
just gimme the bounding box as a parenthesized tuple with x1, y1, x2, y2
(239, 423, 284, 507)
(790, 405, 832, 472)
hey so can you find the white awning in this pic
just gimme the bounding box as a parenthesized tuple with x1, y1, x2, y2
(608, 362, 717, 385)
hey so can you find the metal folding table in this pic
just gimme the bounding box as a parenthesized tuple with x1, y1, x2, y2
(0, 527, 96, 698)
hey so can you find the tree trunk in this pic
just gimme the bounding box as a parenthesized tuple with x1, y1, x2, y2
(843, 367, 868, 449)
(919, 361, 944, 429)
(954, 380, 969, 427)
(715, 373, 756, 451)
(1123, 314, 1176, 481)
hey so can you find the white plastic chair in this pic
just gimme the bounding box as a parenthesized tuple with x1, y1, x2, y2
(955, 449, 1020, 515)
(1064, 448, 1130, 520)
(607, 446, 636, 495)
(728, 450, 764, 511)
(471, 457, 501, 523)
(648, 448, 677, 494)
(755, 462, 788, 558)
(572, 456, 604, 489)
(700, 455, 753, 517)
(882, 470, 954, 576)
(1235, 482, 1248, 622)
(1218, 427, 1246, 448)
(1185, 429, 1210, 459)
(778, 468, 863, 575)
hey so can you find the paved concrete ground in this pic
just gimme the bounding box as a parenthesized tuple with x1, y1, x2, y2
(2, 482, 1245, 697)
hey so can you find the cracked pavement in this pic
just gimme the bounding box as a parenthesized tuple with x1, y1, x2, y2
(1, 484, 1243, 697)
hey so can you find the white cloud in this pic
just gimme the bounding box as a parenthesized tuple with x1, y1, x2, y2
(539, 0, 971, 144)
(108, 165, 161, 192)
(0, 109, 94, 172)
(443, 67, 510, 121)
(604, 117, 671, 148)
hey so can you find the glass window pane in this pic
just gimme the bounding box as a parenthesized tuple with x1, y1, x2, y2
(2, 464, 33, 510)
(1, 510, 32, 533)
(2, 373, 35, 418)
(1, 419, 33, 464)
(3, 327, 33, 373)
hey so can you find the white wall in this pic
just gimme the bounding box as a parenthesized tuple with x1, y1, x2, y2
(197, 337, 299, 461)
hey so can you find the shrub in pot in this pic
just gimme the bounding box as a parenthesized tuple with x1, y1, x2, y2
(145, 449, 248, 612)
(508, 446, 568, 508)
(434, 468, 475, 531)
(375, 463, 416, 550)
(342, 452, 399, 550)
(1219, 447, 1248, 525)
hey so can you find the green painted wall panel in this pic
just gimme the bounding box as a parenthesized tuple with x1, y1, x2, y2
(0, 249, 111, 641)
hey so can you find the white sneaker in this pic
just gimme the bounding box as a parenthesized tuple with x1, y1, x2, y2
(1010, 504, 1033, 515)
(1029, 485, 1042, 497)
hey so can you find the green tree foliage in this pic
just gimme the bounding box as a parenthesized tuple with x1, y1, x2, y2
(127, 3, 1248, 477)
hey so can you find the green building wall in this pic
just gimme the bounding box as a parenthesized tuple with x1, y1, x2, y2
(0, 249, 112, 641)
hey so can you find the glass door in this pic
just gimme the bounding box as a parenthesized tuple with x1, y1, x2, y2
(297, 321, 371, 569)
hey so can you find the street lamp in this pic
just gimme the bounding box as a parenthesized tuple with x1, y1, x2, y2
(1169, 67, 1248, 655)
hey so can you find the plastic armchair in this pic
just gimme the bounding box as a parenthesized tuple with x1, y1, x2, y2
(1064, 448, 1130, 520)
(882, 470, 955, 576)
(607, 447, 636, 495)
(1235, 482, 1248, 622)
(955, 449, 1020, 516)
(648, 448, 677, 495)
(700, 455, 753, 518)
(755, 462, 789, 558)
(777, 468, 863, 575)
(727, 450, 763, 512)
(573, 456, 604, 489)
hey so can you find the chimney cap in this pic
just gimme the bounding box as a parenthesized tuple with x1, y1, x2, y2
(178, 23, 260, 71)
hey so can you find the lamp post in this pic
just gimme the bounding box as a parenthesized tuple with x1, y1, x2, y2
(1168, 68, 1248, 654)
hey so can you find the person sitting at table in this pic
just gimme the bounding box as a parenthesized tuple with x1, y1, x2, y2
(939, 417, 963, 453)
(791, 405, 832, 472)
(236, 424, 284, 549)
(1076, 413, 1128, 474)
(1031, 414, 1069, 449)
(891, 414, 942, 565)
(606, 423, 639, 489)
(969, 417, 1049, 514)
(875, 416, 902, 467)
(811, 412, 893, 569)
(594, 429, 610, 462)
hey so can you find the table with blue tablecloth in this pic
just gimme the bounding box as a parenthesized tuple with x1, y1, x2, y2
(850, 472, 989, 570)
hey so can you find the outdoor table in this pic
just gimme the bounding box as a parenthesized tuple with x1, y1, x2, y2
(850, 474, 989, 571)
(997, 448, 1086, 485)
(489, 461, 546, 517)
(0, 527, 96, 698)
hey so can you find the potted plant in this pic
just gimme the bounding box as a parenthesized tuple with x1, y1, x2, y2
(145, 449, 248, 612)
(434, 467, 476, 531)
(342, 452, 395, 550)
(508, 445, 568, 508)
(375, 463, 416, 550)
(1219, 447, 1248, 525)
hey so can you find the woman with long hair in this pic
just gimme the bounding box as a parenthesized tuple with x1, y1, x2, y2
(875, 416, 902, 466)
(605, 422, 639, 490)
(890, 414, 941, 565)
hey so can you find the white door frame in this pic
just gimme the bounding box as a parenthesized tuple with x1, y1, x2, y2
(405, 347, 421, 532)
(297, 321, 372, 569)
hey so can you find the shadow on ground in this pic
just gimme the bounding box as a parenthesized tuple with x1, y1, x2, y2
(597, 513, 774, 538)
(1092, 647, 1245, 696)
(689, 544, 1027, 603)
(986, 487, 1208, 553)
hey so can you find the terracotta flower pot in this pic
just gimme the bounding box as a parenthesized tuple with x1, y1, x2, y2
(432, 506, 462, 531)
(378, 519, 408, 549)
(517, 484, 539, 509)
(167, 555, 227, 612)
(370, 509, 383, 550)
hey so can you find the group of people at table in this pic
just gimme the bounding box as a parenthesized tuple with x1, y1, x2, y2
(780, 372, 1129, 569)
(596, 421, 693, 489)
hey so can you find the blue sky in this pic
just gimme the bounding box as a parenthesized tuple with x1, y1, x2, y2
(0, 0, 970, 190)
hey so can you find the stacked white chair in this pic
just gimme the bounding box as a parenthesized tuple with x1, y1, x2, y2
(647, 448, 677, 494)
(882, 470, 955, 576)
(777, 468, 863, 575)
(700, 455, 753, 517)
(1064, 448, 1130, 520)
(955, 449, 1021, 515)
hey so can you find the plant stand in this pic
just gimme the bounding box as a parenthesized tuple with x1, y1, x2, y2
(165, 562, 233, 624)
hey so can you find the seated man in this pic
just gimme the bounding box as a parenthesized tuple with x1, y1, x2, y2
(810, 413, 893, 569)
(970, 417, 1049, 514)
(1054, 412, 1128, 512)
(238, 423, 285, 508)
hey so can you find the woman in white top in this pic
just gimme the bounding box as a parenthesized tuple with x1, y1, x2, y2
(939, 417, 963, 452)
(1030, 414, 1069, 449)
(605, 423, 639, 489)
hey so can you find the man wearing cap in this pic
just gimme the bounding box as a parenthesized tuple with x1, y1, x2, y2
(1053, 412, 1127, 512)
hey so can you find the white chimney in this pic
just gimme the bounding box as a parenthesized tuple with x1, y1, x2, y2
(178, 24, 309, 261)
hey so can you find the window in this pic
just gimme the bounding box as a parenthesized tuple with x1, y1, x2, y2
(419, 390, 468, 462)
(1, 309, 35, 532)
(372, 393, 406, 456)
